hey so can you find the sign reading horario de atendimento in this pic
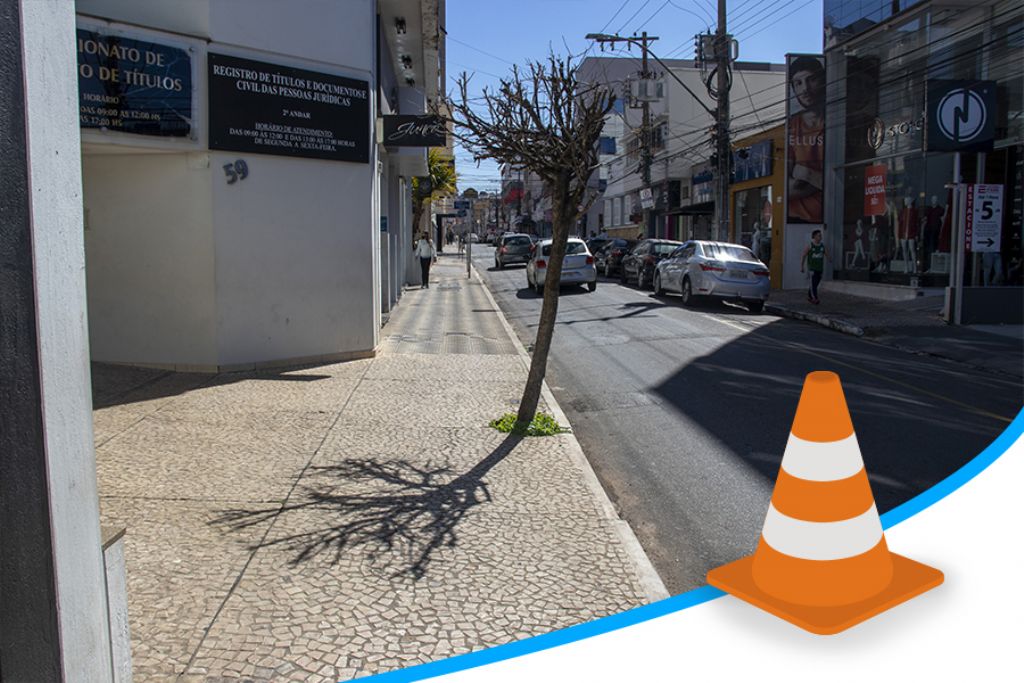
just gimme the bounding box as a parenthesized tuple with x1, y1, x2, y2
(76, 28, 192, 137)
(208, 53, 369, 163)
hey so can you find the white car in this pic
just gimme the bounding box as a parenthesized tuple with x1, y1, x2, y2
(653, 240, 770, 312)
(526, 238, 598, 294)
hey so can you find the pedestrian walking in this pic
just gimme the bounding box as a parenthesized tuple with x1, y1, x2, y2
(415, 232, 436, 288)
(801, 229, 829, 304)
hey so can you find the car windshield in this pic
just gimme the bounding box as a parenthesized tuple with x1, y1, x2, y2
(541, 242, 587, 256)
(652, 243, 680, 255)
(504, 236, 531, 246)
(702, 243, 758, 262)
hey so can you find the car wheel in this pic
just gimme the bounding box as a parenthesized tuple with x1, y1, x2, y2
(747, 300, 765, 313)
(653, 273, 664, 297)
(588, 280, 597, 292)
(681, 278, 695, 307)
(637, 268, 647, 290)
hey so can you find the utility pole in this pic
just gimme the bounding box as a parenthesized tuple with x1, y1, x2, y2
(587, 31, 658, 238)
(713, 0, 733, 242)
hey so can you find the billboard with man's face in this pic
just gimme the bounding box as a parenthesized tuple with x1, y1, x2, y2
(785, 54, 826, 225)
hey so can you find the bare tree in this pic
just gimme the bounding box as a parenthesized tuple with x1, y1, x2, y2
(449, 55, 614, 428)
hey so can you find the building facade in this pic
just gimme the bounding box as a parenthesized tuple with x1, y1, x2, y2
(823, 0, 1022, 317)
(580, 57, 786, 244)
(730, 125, 786, 286)
(77, 0, 445, 371)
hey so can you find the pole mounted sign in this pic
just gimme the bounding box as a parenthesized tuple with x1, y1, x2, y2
(927, 80, 997, 152)
(964, 184, 1003, 253)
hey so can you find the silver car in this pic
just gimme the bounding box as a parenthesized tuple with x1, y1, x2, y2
(526, 238, 598, 294)
(653, 240, 770, 312)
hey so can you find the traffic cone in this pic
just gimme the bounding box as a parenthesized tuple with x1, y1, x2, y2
(707, 371, 943, 634)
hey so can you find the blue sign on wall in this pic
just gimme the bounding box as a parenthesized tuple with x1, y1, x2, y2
(77, 28, 192, 137)
(732, 139, 773, 183)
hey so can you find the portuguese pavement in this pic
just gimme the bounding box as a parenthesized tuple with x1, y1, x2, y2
(92, 256, 665, 682)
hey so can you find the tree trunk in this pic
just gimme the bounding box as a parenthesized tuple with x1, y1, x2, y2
(516, 175, 572, 427)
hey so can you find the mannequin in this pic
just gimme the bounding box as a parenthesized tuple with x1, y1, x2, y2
(853, 219, 867, 267)
(937, 188, 953, 253)
(898, 196, 919, 271)
(868, 217, 881, 271)
(922, 195, 943, 257)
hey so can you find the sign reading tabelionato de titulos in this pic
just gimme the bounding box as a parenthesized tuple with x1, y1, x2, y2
(208, 53, 369, 163)
(77, 28, 192, 137)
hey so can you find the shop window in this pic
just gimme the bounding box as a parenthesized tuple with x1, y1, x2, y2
(734, 186, 773, 264)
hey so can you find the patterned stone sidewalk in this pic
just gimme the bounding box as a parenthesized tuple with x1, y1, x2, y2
(93, 258, 662, 681)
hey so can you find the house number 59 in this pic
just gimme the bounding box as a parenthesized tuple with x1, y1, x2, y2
(223, 160, 249, 184)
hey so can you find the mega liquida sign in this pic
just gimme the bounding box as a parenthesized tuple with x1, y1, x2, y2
(76, 28, 193, 137)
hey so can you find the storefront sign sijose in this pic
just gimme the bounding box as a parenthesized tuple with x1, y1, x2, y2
(77, 28, 192, 136)
(866, 116, 924, 151)
(381, 115, 446, 147)
(208, 53, 369, 163)
(964, 184, 1003, 253)
(927, 80, 997, 152)
(863, 164, 887, 216)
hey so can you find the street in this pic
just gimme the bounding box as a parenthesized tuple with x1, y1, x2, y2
(471, 245, 1021, 594)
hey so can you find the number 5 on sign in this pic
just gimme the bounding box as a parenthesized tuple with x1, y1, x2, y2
(966, 184, 1003, 253)
(223, 159, 249, 185)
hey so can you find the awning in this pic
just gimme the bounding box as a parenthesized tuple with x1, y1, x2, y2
(670, 201, 714, 216)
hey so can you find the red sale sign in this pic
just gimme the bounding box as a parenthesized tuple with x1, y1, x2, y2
(864, 164, 887, 216)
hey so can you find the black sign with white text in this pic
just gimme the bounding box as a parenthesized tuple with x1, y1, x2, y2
(381, 115, 446, 147)
(77, 28, 192, 136)
(208, 53, 369, 163)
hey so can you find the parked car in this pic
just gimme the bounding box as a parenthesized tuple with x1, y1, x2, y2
(526, 238, 597, 294)
(586, 236, 612, 256)
(619, 239, 684, 289)
(595, 238, 637, 277)
(653, 240, 770, 312)
(494, 233, 534, 269)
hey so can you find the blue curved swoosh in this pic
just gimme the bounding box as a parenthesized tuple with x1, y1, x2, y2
(359, 408, 1024, 683)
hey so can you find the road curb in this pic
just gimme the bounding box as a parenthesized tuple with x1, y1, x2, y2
(471, 261, 671, 603)
(765, 303, 865, 337)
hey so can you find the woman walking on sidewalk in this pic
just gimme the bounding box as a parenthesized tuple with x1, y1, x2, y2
(415, 232, 436, 288)
(801, 229, 829, 304)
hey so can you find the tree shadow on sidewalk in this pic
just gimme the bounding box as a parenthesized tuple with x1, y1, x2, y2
(211, 433, 524, 580)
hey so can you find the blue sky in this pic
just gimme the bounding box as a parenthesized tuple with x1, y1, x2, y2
(444, 0, 824, 193)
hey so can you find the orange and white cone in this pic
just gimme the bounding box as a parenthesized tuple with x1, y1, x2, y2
(707, 371, 943, 634)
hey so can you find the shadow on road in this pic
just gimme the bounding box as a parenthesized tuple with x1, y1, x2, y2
(650, 319, 1015, 515)
(515, 285, 595, 300)
(211, 433, 524, 580)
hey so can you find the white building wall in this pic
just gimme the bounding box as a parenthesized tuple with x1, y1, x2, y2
(77, 0, 382, 369)
(83, 153, 217, 367)
(211, 151, 376, 366)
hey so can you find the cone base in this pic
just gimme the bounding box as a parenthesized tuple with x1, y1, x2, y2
(707, 552, 943, 635)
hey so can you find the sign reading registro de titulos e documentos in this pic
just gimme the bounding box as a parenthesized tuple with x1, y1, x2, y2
(208, 53, 369, 163)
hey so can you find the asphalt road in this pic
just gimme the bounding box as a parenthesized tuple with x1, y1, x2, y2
(469, 245, 1022, 594)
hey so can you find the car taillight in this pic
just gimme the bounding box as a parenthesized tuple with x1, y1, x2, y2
(536, 259, 546, 268)
(586, 256, 594, 265)
(752, 269, 770, 277)
(699, 261, 725, 272)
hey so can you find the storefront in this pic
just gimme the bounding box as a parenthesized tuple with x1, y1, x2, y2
(730, 126, 785, 287)
(824, 0, 1023, 307)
